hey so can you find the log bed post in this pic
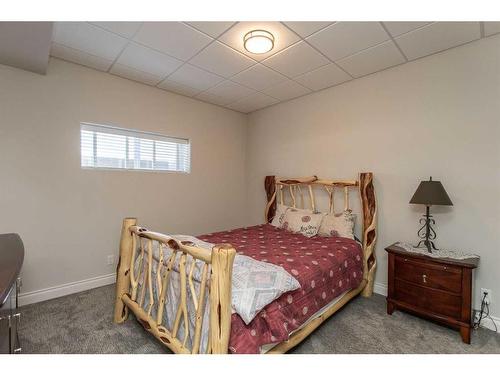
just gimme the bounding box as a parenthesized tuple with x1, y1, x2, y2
(209, 244, 236, 354)
(114, 217, 137, 323)
(264, 175, 277, 223)
(359, 173, 377, 297)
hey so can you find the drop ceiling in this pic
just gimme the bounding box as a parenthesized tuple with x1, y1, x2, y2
(8, 21, 500, 113)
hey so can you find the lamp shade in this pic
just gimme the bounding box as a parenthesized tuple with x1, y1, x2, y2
(409, 177, 453, 206)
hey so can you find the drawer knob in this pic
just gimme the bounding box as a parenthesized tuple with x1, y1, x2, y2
(422, 274, 427, 283)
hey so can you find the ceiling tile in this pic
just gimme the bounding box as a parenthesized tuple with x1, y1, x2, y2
(307, 22, 390, 61)
(90, 22, 142, 38)
(50, 42, 112, 71)
(382, 22, 432, 37)
(116, 43, 183, 78)
(110, 63, 162, 86)
(231, 64, 286, 91)
(484, 22, 500, 36)
(395, 22, 481, 60)
(262, 41, 329, 77)
(52, 22, 128, 61)
(203, 80, 255, 103)
(218, 22, 300, 61)
(283, 22, 333, 38)
(166, 63, 224, 91)
(195, 91, 234, 106)
(133, 22, 213, 61)
(226, 92, 278, 113)
(158, 79, 202, 97)
(263, 80, 311, 101)
(189, 41, 255, 77)
(294, 63, 351, 91)
(337, 40, 405, 78)
(186, 22, 236, 38)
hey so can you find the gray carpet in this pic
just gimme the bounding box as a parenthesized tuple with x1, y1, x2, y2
(19, 284, 500, 354)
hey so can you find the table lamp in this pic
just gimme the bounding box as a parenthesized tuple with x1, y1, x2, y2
(409, 177, 453, 253)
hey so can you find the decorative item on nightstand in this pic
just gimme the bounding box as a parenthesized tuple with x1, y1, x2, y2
(409, 176, 453, 253)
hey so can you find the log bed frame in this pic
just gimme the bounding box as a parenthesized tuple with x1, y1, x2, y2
(114, 172, 377, 354)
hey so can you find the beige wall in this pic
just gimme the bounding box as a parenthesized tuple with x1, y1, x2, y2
(0, 58, 247, 297)
(246, 35, 500, 316)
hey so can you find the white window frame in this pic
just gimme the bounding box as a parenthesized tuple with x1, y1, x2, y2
(80, 122, 191, 174)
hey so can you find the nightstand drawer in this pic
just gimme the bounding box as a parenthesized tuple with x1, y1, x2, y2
(394, 255, 462, 293)
(394, 279, 462, 320)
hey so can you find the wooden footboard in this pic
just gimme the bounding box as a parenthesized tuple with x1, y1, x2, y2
(114, 218, 236, 354)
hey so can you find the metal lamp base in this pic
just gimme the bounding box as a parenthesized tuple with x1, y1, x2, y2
(414, 206, 438, 253)
(415, 239, 438, 253)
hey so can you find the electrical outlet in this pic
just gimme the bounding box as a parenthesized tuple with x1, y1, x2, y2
(107, 255, 115, 266)
(474, 310, 481, 323)
(481, 288, 492, 305)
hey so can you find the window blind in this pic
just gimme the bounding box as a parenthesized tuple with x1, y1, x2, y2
(80, 123, 190, 173)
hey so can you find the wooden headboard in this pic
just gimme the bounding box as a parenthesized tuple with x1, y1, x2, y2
(263, 172, 377, 297)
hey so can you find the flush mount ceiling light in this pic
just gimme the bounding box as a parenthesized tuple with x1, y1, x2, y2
(243, 30, 274, 54)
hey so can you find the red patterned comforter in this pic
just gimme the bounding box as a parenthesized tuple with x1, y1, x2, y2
(199, 224, 363, 354)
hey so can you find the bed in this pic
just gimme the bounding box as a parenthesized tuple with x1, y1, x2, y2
(114, 172, 377, 354)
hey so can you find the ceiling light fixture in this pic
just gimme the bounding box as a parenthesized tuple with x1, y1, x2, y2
(243, 30, 274, 54)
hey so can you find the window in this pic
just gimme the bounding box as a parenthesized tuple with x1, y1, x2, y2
(80, 123, 190, 173)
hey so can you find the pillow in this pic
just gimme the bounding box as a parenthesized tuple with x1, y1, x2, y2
(270, 204, 312, 228)
(282, 208, 324, 237)
(318, 210, 356, 239)
(231, 254, 300, 324)
(270, 204, 289, 227)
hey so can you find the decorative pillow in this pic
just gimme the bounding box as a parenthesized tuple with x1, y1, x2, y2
(231, 254, 300, 324)
(282, 209, 324, 237)
(270, 204, 289, 227)
(270, 204, 312, 228)
(318, 210, 356, 239)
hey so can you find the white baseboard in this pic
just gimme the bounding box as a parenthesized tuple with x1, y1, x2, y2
(19, 273, 116, 306)
(372, 281, 499, 333)
(373, 282, 388, 296)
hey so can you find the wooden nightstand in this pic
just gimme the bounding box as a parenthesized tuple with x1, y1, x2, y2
(385, 243, 479, 344)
